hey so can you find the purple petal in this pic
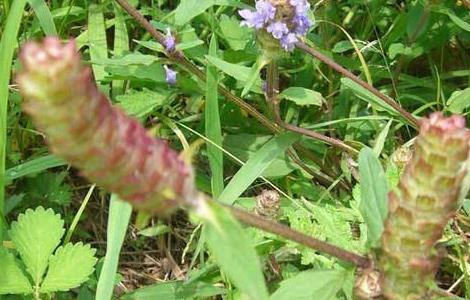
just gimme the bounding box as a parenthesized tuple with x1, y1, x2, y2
(255, 0, 276, 22)
(164, 65, 177, 85)
(267, 21, 289, 39)
(164, 29, 176, 52)
(280, 33, 298, 51)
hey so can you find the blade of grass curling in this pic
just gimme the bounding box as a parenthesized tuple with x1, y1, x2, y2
(206, 35, 224, 198)
(27, 0, 57, 35)
(88, 4, 109, 94)
(218, 132, 299, 205)
(203, 201, 269, 300)
(96, 194, 132, 300)
(112, 2, 129, 97)
(0, 0, 27, 241)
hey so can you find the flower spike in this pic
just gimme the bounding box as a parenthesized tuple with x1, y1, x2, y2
(16, 37, 201, 215)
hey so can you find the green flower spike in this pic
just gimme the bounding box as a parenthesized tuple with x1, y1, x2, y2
(16, 37, 201, 214)
(379, 112, 470, 300)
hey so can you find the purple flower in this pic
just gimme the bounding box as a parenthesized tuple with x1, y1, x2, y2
(293, 14, 312, 35)
(280, 33, 298, 51)
(239, 0, 275, 29)
(290, 0, 310, 14)
(164, 65, 177, 85)
(267, 21, 289, 39)
(239, 9, 265, 29)
(255, 0, 276, 22)
(164, 28, 176, 52)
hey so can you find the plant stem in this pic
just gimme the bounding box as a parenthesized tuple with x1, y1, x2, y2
(266, 61, 359, 155)
(295, 42, 419, 128)
(113, 0, 358, 168)
(225, 204, 371, 268)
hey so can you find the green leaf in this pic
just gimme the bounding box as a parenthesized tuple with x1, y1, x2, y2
(406, 2, 428, 40)
(219, 14, 251, 50)
(116, 88, 167, 119)
(96, 195, 132, 300)
(112, 2, 129, 96)
(203, 202, 269, 300)
(9, 206, 65, 285)
(24, 171, 72, 206)
(241, 56, 267, 97)
(270, 269, 345, 300)
(205, 55, 262, 92)
(121, 281, 226, 299)
(28, 0, 57, 35)
(205, 36, 224, 198)
(223, 134, 298, 178)
(439, 8, 470, 33)
(40, 243, 97, 292)
(88, 4, 108, 93)
(218, 132, 298, 204)
(4, 155, 67, 185)
(279, 87, 324, 106)
(174, 0, 240, 26)
(358, 147, 388, 247)
(138, 225, 170, 237)
(447, 88, 470, 114)
(372, 120, 392, 157)
(0, 247, 33, 294)
(0, 0, 28, 240)
(341, 78, 396, 116)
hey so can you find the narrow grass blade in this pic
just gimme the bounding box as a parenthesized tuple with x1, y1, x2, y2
(63, 184, 96, 244)
(96, 194, 132, 300)
(112, 2, 129, 97)
(218, 132, 298, 205)
(0, 0, 27, 241)
(205, 35, 224, 198)
(88, 4, 109, 94)
(4, 155, 67, 185)
(27, 0, 57, 35)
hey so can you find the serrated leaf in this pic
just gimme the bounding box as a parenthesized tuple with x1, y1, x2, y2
(9, 206, 65, 285)
(270, 269, 345, 300)
(279, 87, 324, 106)
(40, 243, 97, 292)
(0, 248, 33, 294)
(358, 147, 388, 248)
(447, 88, 470, 114)
(204, 202, 269, 300)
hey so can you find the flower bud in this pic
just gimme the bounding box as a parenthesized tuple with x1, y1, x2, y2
(379, 113, 470, 299)
(16, 37, 200, 215)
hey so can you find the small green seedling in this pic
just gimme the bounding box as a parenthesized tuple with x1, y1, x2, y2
(0, 206, 97, 299)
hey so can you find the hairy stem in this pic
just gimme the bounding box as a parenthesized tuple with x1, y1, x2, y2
(225, 204, 371, 268)
(295, 42, 419, 128)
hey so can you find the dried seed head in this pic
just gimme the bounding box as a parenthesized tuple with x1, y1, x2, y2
(255, 190, 281, 220)
(16, 37, 200, 215)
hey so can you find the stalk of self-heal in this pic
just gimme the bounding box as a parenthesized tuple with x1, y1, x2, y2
(239, 0, 313, 52)
(16, 37, 200, 214)
(379, 113, 470, 299)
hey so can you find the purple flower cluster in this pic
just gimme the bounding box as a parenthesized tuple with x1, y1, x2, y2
(239, 0, 313, 51)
